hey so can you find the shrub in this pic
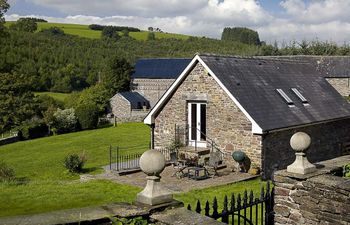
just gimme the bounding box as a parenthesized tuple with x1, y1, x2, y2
(345, 164, 350, 178)
(76, 103, 99, 130)
(52, 108, 78, 134)
(64, 153, 86, 173)
(18, 119, 48, 140)
(0, 161, 15, 182)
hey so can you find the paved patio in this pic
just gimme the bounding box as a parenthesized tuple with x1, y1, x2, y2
(84, 166, 258, 193)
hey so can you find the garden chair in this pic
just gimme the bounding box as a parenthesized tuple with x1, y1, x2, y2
(204, 152, 221, 177)
(170, 151, 187, 178)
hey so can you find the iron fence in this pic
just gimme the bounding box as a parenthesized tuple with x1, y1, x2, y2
(109, 145, 176, 171)
(187, 181, 274, 225)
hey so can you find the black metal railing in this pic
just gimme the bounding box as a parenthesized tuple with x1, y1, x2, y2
(187, 182, 274, 225)
(109, 145, 176, 171)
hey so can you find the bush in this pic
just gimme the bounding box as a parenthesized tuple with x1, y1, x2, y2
(52, 108, 78, 134)
(64, 153, 86, 173)
(76, 103, 99, 130)
(0, 161, 15, 182)
(18, 120, 48, 140)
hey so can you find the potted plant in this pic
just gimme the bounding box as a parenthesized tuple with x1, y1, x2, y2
(248, 163, 260, 175)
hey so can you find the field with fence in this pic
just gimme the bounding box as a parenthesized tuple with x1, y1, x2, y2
(0, 123, 149, 217)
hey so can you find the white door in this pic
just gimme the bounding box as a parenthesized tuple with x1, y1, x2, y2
(188, 102, 207, 148)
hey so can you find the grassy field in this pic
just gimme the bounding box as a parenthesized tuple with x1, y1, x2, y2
(0, 122, 265, 219)
(0, 123, 149, 217)
(34, 91, 71, 102)
(5, 21, 189, 40)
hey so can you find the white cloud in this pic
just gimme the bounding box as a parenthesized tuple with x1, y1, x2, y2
(5, 0, 350, 45)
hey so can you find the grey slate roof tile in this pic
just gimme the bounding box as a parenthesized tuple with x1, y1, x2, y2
(132, 58, 191, 79)
(119, 92, 150, 109)
(200, 54, 350, 131)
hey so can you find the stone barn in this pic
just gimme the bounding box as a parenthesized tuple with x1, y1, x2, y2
(144, 54, 350, 178)
(131, 58, 191, 107)
(110, 92, 150, 122)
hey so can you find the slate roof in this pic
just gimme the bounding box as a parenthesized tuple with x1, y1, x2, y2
(200, 54, 350, 131)
(261, 56, 350, 78)
(132, 58, 191, 79)
(119, 92, 150, 109)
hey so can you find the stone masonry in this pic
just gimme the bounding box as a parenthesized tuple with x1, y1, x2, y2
(326, 78, 350, 97)
(262, 119, 350, 177)
(274, 155, 350, 225)
(153, 62, 262, 167)
(110, 93, 131, 118)
(132, 78, 175, 107)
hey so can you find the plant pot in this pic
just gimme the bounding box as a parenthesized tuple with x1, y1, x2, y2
(248, 167, 260, 175)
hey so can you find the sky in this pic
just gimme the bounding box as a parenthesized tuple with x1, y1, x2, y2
(5, 0, 350, 45)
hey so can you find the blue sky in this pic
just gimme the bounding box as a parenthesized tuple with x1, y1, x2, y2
(5, 0, 350, 44)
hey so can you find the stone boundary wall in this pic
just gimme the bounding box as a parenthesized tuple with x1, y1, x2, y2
(326, 78, 350, 97)
(115, 110, 149, 123)
(262, 118, 350, 178)
(0, 135, 20, 146)
(274, 155, 350, 225)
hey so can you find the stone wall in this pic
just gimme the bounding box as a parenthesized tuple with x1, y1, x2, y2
(326, 78, 350, 97)
(274, 155, 350, 225)
(262, 118, 350, 178)
(110, 93, 131, 118)
(154, 62, 262, 167)
(131, 78, 175, 107)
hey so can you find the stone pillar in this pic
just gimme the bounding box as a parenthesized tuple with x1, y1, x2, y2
(136, 149, 173, 205)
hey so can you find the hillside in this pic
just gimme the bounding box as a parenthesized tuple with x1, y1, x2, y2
(6, 21, 190, 40)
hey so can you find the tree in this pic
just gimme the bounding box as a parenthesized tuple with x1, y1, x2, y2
(221, 27, 261, 45)
(10, 18, 37, 33)
(102, 57, 133, 94)
(147, 32, 155, 40)
(40, 27, 65, 36)
(76, 84, 110, 115)
(0, 0, 10, 36)
(75, 103, 99, 130)
(0, 72, 38, 133)
(101, 26, 120, 40)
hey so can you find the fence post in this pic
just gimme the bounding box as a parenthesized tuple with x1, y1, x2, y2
(116, 147, 119, 171)
(109, 145, 112, 171)
(221, 195, 229, 223)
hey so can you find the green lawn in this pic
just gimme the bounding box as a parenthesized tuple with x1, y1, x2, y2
(34, 91, 71, 103)
(0, 122, 265, 219)
(0, 123, 149, 217)
(6, 22, 190, 40)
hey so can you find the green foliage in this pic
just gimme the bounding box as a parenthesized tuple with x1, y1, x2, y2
(40, 27, 65, 36)
(0, 160, 15, 183)
(102, 57, 133, 94)
(345, 164, 350, 178)
(221, 27, 261, 45)
(9, 18, 37, 33)
(102, 26, 120, 40)
(36, 94, 64, 111)
(75, 103, 99, 130)
(52, 108, 78, 134)
(17, 119, 48, 139)
(147, 32, 155, 40)
(0, 72, 38, 133)
(0, 0, 9, 36)
(63, 153, 86, 173)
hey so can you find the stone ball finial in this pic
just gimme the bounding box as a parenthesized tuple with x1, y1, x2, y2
(139, 149, 166, 176)
(290, 132, 311, 152)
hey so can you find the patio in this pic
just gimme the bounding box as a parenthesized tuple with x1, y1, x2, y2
(88, 165, 259, 193)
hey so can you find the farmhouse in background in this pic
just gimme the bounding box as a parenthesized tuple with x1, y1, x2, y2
(144, 54, 350, 178)
(109, 58, 191, 122)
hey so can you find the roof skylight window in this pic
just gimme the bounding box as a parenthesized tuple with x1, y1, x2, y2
(276, 89, 294, 106)
(291, 88, 308, 104)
